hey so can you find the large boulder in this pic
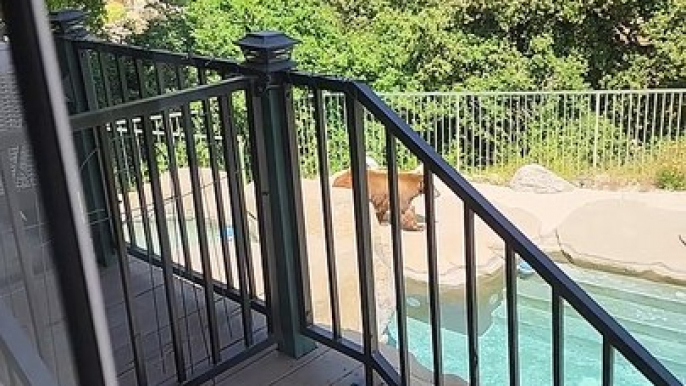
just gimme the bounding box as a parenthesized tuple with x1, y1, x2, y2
(509, 164, 575, 194)
(555, 199, 686, 283)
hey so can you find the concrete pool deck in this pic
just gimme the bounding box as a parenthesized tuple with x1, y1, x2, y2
(428, 179, 686, 285)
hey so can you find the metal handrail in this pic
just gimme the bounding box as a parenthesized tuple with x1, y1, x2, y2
(70, 77, 252, 129)
(71, 38, 246, 76)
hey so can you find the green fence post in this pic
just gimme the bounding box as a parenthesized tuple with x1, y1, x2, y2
(49, 10, 116, 267)
(237, 31, 316, 358)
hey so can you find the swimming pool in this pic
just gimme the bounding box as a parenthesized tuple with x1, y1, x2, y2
(386, 264, 686, 385)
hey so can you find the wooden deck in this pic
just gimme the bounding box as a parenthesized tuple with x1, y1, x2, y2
(212, 344, 377, 386)
(99, 257, 388, 386)
(100, 256, 270, 385)
(99, 257, 471, 386)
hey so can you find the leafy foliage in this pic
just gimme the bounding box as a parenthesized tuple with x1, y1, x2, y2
(121, 0, 685, 92)
(46, 0, 106, 30)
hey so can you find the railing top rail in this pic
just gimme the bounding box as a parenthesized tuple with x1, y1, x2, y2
(70, 77, 253, 130)
(0, 303, 60, 386)
(288, 71, 681, 385)
(70, 38, 249, 75)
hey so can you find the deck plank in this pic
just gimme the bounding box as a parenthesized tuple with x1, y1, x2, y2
(103, 257, 268, 385)
(215, 344, 332, 386)
(271, 348, 362, 386)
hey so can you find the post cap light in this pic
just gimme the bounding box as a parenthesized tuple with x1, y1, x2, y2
(236, 31, 300, 73)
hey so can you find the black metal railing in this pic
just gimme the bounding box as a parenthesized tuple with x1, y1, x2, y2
(282, 71, 682, 385)
(57, 18, 682, 386)
(70, 76, 277, 385)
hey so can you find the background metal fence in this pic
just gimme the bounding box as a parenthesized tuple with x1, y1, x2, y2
(111, 89, 686, 192)
(293, 90, 686, 181)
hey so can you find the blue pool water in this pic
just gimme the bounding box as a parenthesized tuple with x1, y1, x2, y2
(386, 264, 686, 385)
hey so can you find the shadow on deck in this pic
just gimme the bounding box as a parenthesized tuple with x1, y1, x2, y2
(99, 257, 270, 385)
(99, 257, 394, 386)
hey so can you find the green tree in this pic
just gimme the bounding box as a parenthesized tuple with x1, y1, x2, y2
(46, 0, 106, 29)
(123, 0, 685, 91)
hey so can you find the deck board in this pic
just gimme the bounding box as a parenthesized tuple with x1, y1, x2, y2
(101, 257, 269, 386)
(214, 344, 374, 386)
(101, 258, 397, 386)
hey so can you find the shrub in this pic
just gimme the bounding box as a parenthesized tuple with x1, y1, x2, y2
(655, 166, 686, 190)
(104, 2, 127, 25)
(652, 140, 686, 190)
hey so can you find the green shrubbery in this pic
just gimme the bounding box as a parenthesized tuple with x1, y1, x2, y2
(652, 141, 686, 190)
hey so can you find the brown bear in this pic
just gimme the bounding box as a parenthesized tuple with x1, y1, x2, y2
(331, 168, 429, 231)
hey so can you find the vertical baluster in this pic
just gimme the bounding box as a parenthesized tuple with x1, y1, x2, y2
(386, 133, 409, 386)
(197, 80, 237, 363)
(199, 86, 237, 294)
(563, 93, 570, 167)
(626, 93, 634, 167)
(140, 113, 187, 381)
(179, 99, 222, 358)
(553, 93, 560, 166)
(593, 93, 601, 169)
(470, 95, 476, 170)
(313, 87, 341, 339)
(424, 166, 443, 386)
(199, 69, 257, 299)
(482, 95, 488, 171)
(464, 206, 479, 385)
(131, 59, 170, 368)
(345, 93, 378, 385)
(652, 93, 660, 156)
(172, 63, 202, 373)
(602, 337, 614, 386)
(96, 124, 148, 385)
(552, 290, 564, 386)
(505, 245, 520, 386)
(667, 92, 675, 140)
(503, 94, 509, 167)
(618, 93, 626, 169)
(676, 92, 684, 142)
(660, 93, 669, 141)
(103, 54, 135, 243)
(602, 94, 610, 168)
(642, 93, 650, 165)
(155, 65, 195, 275)
(455, 94, 462, 170)
(96, 51, 113, 106)
(576, 94, 584, 173)
(218, 94, 255, 346)
(114, 57, 138, 245)
(106, 52, 150, 384)
(125, 116, 154, 250)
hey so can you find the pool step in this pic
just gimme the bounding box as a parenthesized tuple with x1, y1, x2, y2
(492, 299, 686, 376)
(517, 277, 686, 345)
(557, 264, 686, 315)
